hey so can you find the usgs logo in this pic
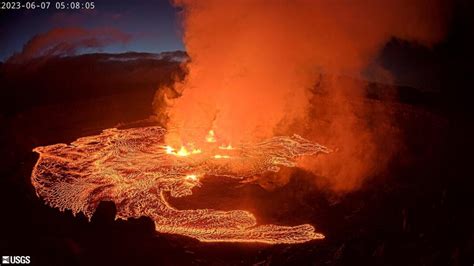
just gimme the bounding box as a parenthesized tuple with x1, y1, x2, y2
(1, 256, 30, 265)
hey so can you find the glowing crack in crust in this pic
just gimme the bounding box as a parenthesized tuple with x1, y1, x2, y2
(31, 126, 330, 244)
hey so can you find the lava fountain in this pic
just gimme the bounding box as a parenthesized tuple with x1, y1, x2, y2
(31, 126, 330, 244)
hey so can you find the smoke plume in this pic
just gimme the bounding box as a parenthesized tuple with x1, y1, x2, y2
(8, 27, 131, 63)
(156, 0, 449, 192)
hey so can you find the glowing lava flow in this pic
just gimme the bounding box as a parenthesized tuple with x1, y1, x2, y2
(31, 126, 330, 244)
(206, 129, 216, 143)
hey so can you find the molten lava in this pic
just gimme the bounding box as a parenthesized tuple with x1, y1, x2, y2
(165, 145, 202, 157)
(206, 129, 216, 143)
(31, 126, 330, 244)
(219, 144, 233, 150)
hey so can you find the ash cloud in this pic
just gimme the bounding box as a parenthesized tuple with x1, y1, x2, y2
(7, 27, 132, 63)
(157, 0, 450, 192)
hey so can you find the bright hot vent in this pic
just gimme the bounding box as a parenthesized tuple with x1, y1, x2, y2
(31, 126, 330, 244)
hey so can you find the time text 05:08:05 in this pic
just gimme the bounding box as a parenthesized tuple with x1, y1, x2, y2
(1, 2, 95, 10)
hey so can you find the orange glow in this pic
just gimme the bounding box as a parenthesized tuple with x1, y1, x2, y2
(185, 174, 199, 181)
(157, 0, 448, 193)
(164, 145, 201, 157)
(213, 154, 230, 159)
(214, 154, 230, 159)
(218, 144, 233, 150)
(164, 145, 175, 154)
(177, 146, 189, 156)
(206, 129, 216, 143)
(31, 126, 329, 244)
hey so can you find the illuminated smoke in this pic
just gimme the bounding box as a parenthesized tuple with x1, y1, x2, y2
(157, 0, 448, 192)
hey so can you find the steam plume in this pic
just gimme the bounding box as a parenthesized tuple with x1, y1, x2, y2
(156, 0, 449, 191)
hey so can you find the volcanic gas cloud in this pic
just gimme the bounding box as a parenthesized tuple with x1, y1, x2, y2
(157, 0, 448, 191)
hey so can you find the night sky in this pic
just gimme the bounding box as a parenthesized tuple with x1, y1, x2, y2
(0, 0, 184, 61)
